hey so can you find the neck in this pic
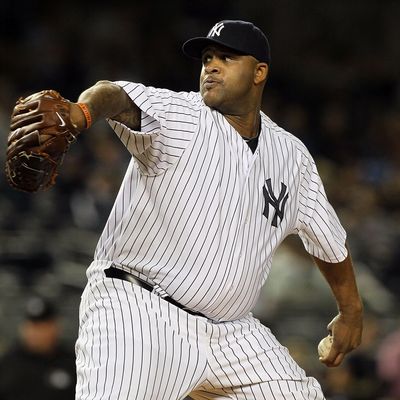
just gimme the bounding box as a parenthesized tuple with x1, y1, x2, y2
(224, 109, 261, 139)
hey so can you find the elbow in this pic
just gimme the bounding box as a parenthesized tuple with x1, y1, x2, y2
(94, 80, 121, 93)
(95, 79, 114, 86)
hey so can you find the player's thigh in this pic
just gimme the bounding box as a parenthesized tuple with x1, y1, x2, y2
(204, 315, 325, 399)
(208, 316, 319, 387)
(75, 277, 207, 400)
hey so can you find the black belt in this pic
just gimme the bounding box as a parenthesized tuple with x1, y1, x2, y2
(104, 266, 206, 318)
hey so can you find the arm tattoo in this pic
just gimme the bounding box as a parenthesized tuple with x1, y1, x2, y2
(78, 81, 141, 130)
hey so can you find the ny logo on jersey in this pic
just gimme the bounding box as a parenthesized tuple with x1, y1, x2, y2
(262, 178, 289, 227)
(208, 22, 225, 37)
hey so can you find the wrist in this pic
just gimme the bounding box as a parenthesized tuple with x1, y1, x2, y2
(338, 299, 363, 316)
(70, 102, 92, 131)
(77, 103, 92, 129)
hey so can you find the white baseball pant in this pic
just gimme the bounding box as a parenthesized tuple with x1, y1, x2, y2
(75, 271, 325, 399)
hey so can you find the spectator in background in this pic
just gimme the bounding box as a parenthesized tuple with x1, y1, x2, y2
(0, 296, 76, 400)
(377, 327, 400, 399)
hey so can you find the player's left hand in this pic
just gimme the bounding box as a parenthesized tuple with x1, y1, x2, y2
(319, 309, 363, 367)
(5, 90, 81, 192)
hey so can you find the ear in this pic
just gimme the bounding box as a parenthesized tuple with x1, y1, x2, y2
(254, 63, 268, 85)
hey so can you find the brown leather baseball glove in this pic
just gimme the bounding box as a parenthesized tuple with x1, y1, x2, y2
(5, 90, 80, 192)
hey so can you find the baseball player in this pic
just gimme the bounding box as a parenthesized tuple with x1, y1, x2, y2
(7, 20, 363, 400)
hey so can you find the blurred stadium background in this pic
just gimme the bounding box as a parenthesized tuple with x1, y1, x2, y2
(1, 1, 399, 398)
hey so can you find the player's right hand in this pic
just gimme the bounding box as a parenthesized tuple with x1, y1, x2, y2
(319, 309, 363, 367)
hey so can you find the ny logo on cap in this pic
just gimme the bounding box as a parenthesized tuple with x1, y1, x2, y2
(208, 22, 225, 37)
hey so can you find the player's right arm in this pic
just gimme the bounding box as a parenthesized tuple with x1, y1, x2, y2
(313, 249, 363, 367)
(70, 80, 141, 131)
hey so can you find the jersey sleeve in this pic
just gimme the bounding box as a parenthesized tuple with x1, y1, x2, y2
(296, 151, 348, 263)
(107, 81, 201, 175)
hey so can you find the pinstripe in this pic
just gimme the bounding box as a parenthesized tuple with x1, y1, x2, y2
(92, 284, 105, 400)
(102, 281, 119, 398)
(257, 382, 270, 399)
(132, 289, 145, 400)
(231, 322, 263, 382)
(119, 175, 168, 266)
(167, 336, 185, 398)
(113, 176, 158, 264)
(220, 323, 251, 384)
(141, 302, 154, 399)
(152, 319, 168, 400)
(161, 151, 220, 294)
(75, 286, 90, 399)
(140, 126, 216, 281)
(208, 325, 235, 387)
(81, 291, 93, 400)
(85, 295, 98, 399)
(246, 325, 284, 380)
(123, 128, 208, 267)
(185, 355, 208, 399)
(236, 320, 273, 381)
(121, 281, 136, 399)
(182, 123, 242, 307)
(267, 381, 279, 400)
(111, 278, 128, 400)
(174, 341, 193, 398)
(163, 326, 177, 399)
(279, 381, 294, 400)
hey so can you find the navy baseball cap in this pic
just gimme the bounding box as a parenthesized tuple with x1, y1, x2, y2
(24, 296, 57, 322)
(182, 20, 271, 64)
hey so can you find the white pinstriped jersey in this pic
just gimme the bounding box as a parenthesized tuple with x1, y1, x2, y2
(91, 81, 347, 322)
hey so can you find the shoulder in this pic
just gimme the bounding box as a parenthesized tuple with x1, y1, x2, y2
(115, 81, 203, 110)
(261, 112, 313, 161)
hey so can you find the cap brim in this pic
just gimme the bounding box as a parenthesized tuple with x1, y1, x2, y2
(182, 37, 218, 59)
(182, 37, 245, 59)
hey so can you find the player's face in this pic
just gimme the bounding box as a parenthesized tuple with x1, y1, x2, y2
(200, 46, 261, 114)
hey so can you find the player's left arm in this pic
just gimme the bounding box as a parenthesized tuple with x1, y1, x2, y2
(313, 245, 363, 367)
(71, 80, 141, 130)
